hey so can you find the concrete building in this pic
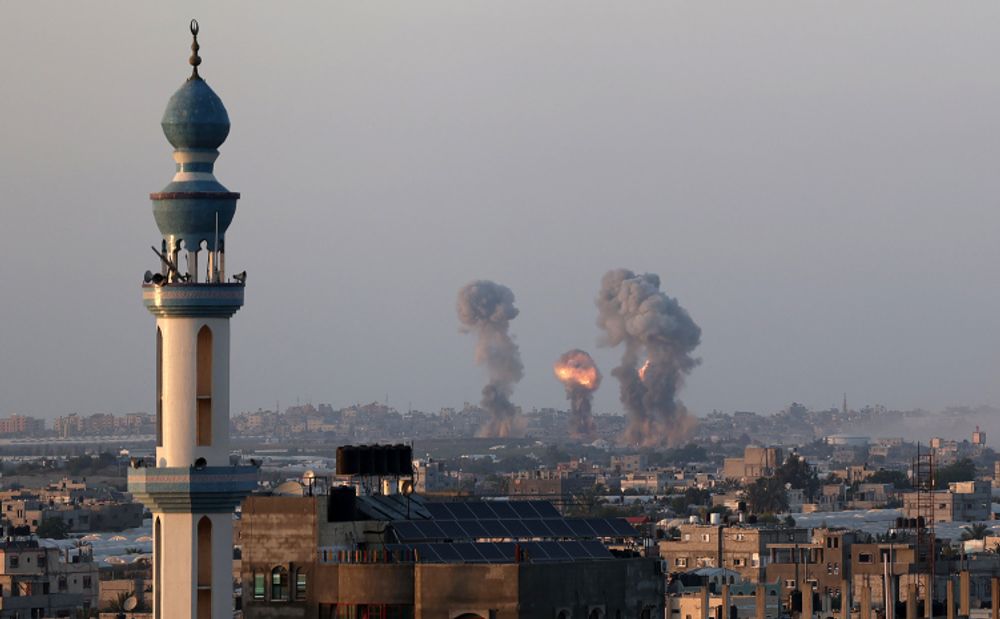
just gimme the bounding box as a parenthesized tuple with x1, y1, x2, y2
(659, 524, 809, 583)
(126, 22, 257, 619)
(721, 447, 782, 483)
(901, 480, 991, 522)
(766, 528, 855, 601)
(240, 493, 662, 618)
(0, 539, 99, 618)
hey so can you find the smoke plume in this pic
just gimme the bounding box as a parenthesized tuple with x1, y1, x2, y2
(457, 280, 525, 437)
(553, 349, 602, 440)
(596, 269, 701, 447)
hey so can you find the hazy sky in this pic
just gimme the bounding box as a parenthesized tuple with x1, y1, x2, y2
(3, 3, 1000, 421)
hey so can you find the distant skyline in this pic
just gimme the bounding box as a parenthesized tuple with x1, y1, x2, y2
(3, 3, 1000, 420)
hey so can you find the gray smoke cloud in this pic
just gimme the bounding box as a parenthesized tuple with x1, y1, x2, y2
(596, 269, 701, 447)
(553, 349, 602, 440)
(457, 280, 525, 438)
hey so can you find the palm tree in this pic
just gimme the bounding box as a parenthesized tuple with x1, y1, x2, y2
(960, 523, 990, 541)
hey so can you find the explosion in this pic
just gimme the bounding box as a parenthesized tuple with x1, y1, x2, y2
(553, 349, 602, 440)
(457, 280, 525, 438)
(596, 269, 701, 447)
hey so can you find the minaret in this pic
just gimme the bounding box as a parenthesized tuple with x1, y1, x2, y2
(128, 21, 257, 619)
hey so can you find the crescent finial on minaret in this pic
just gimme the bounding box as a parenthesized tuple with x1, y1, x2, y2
(189, 19, 202, 80)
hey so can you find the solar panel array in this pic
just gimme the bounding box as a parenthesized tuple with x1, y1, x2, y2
(384, 540, 614, 563)
(390, 500, 636, 543)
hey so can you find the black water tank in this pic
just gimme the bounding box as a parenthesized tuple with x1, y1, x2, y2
(395, 444, 414, 475)
(336, 445, 359, 475)
(373, 445, 389, 475)
(328, 485, 357, 522)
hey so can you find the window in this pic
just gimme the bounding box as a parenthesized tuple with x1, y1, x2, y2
(784, 579, 796, 589)
(196, 325, 213, 446)
(57, 577, 66, 592)
(295, 569, 307, 600)
(675, 557, 688, 567)
(684, 534, 691, 541)
(156, 327, 163, 447)
(858, 553, 873, 564)
(82, 576, 91, 589)
(253, 573, 265, 600)
(9, 556, 18, 568)
(733, 558, 745, 567)
(197, 516, 212, 619)
(701, 534, 711, 542)
(271, 566, 288, 601)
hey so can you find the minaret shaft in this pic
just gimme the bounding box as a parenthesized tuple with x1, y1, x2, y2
(128, 21, 256, 619)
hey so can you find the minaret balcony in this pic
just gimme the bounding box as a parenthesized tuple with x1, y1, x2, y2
(142, 281, 244, 318)
(127, 464, 257, 513)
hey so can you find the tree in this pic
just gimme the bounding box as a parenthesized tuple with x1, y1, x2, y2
(936, 458, 977, 489)
(960, 523, 990, 541)
(745, 477, 789, 514)
(36, 518, 69, 540)
(867, 469, 912, 490)
(777, 454, 820, 501)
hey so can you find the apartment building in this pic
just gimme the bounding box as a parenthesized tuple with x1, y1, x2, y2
(659, 524, 809, 583)
(721, 447, 783, 483)
(901, 480, 991, 523)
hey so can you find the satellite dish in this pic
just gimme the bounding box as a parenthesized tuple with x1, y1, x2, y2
(401, 480, 415, 496)
(123, 596, 138, 611)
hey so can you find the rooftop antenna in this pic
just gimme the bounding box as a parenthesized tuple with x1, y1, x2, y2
(213, 211, 219, 283)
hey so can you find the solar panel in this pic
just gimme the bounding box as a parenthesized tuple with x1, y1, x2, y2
(456, 520, 489, 539)
(542, 518, 575, 538)
(608, 518, 639, 536)
(392, 521, 423, 542)
(494, 542, 517, 561)
(566, 519, 597, 537)
(528, 500, 563, 518)
(501, 519, 531, 538)
(436, 520, 467, 540)
(560, 540, 591, 559)
(444, 502, 476, 520)
(480, 519, 512, 538)
(510, 501, 541, 519)
(414, 521, 448, 540)
(453, 542, 487, 562)
(475, 542, 506, 562)
(580, 540, 612, 558)
(425, 503, 454, 520)
(521, 541, 550, 561)
(489, 502, 519, 519)
(412, 543, 442, 562)
(430, 543, 463, 562)
(539, 541, 572, 561)
(466, 502, 497, 519)
(521, 519, 554, 537)
(586, 519, 618, 537)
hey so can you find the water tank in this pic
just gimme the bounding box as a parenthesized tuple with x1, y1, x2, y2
(396, 444, 414, 475)
(336, 446, 359, 476)
(688, 515, 699, 524)
(709, 512, 721, 525)
(372, 445, 389, 475)
(327, 485, 357, 522)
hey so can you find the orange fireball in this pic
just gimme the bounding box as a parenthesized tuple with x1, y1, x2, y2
(638, 359, 651, 381)
(554, 350, 602, 391)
